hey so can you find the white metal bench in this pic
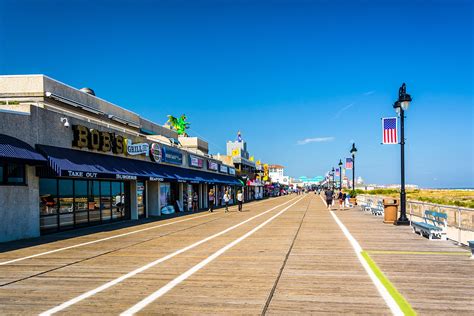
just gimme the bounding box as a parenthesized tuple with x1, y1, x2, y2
(371, 200, 384, 216)
(411, 210, 447, 240)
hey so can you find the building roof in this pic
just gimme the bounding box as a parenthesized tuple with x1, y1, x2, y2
(268, 164, 284, 169)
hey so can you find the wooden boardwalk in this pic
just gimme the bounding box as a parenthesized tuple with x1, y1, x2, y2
(0, 194, 472, 315)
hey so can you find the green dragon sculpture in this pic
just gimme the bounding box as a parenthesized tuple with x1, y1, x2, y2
(167, 114, 190, 136)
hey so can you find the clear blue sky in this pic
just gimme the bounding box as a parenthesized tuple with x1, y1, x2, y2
(1, 0, 473, 188)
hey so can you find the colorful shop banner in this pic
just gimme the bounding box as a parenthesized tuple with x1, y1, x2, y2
(161, 145, 183, 165)
(189, 154, 204, 168)
(228, 167, 236, 175)
(219, 164, 229, 173)
(207, 160, 218, 171)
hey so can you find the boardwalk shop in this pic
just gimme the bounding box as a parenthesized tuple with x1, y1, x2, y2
(0, 75, 240, 242)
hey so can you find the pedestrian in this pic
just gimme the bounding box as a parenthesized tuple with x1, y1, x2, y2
(237, 190, 243, 212)
(325, 188, 333, 210)
(208, 189, 215, 212)
(338, 191, 344, 209)
(344, 192, 349, 208)
(223, 190, 230, 212)
(192, 191, 198, 212)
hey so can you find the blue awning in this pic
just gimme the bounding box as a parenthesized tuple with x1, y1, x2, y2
(36, 145, 174, 181)
(36, 145, 242, 185)
(0, 134, 47, 164)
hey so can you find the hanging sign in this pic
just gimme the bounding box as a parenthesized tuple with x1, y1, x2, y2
(162, 145, 183, 165)
(219, 164, 229, 173)
(126, 139, 149, 156)
(189, 155, 204, 168)
(149, 143, 162, 163)
(207, 160, 218, 171)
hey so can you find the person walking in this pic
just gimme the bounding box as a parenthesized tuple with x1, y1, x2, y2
(208, 189, 215, 212)
(223, 190, 230, 213)
(325, 188, 334, 210)
(192, 191, 198, 212)
(237, 190, 244, 212)
(338, 190, 344, 209)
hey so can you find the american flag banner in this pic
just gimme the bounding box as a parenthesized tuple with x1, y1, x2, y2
(382, 117, 398, 144)
(346, 158, 353, 169)
(335, 168, 340, 177)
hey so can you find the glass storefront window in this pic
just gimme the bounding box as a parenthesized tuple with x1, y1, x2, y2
(75, 180, 89, 225)
(101, 181, 112, 221)
(0, 165, 3, 184)
(160, 182, 174, 214)
(40, 178, 129, 233)
(40, 179, 58, 215)
(89, 181, 101, 223)
(112, 181, 124, 219)
(137, 181, 145, 218)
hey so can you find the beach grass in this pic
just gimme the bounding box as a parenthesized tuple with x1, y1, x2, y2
(356, 189, 474, 209)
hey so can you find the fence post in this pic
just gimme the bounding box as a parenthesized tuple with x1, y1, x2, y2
(457, 207, 462, 245)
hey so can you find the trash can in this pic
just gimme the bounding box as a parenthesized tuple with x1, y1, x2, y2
(383, 198, 399, 224)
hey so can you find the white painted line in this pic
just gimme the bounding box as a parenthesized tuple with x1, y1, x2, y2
(120, 196, 305, 315)
(328, 210, 403, 316)
(0, 198, 272, 266)
(39, 196, 300, 316)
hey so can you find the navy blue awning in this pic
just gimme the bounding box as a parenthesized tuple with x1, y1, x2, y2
(36, 144, 242, 185)
(0, 134, 47, 164)
(36, 145, 174, 181)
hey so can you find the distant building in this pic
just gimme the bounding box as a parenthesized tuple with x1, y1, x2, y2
(268, 164, 288, 185)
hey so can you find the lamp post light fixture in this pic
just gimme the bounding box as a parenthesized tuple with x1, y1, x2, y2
(331, 167, 335, 190)
(350, 143, 357, 190)
(393, 83, 412, 226)
(338, 159, 343, 190)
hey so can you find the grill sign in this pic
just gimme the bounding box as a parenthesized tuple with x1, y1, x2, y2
(126, 140, 149, 156)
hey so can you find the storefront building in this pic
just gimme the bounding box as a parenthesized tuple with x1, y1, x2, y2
(0, 75, 240, 242)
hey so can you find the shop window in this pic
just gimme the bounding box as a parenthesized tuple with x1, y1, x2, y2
(112, 181, 124, 219)
(137, 181, 145, 217)
(89, 180, 101, 223)
(101, 181, 112, 221)
(39, 178, 58, 216)
(0, 162, 26, 185)
(75, 180, 89, 225)
(58, 179, 74, 229)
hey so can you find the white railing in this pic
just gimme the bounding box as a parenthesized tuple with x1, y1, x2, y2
(356, 194, 474, 246)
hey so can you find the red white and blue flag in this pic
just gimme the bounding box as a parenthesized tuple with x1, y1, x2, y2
(382, 117, 398, 144)
(346, 158, 353, 169)
(335, 168, 340, 177)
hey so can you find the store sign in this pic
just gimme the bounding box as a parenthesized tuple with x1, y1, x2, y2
(72, 125, 125, 154)
(207, 160, 218, 171)
(228, 167, 236, 175)
(219, 165, 228, 173)
(149, 143, 162, 163)
(189, 155, 204, 168)
(126, 139, 149, 156)
(162, 145, 183, 165)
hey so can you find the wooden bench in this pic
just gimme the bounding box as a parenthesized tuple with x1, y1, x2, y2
(411, 210, 448, 240)
(371, 200, 384, 216)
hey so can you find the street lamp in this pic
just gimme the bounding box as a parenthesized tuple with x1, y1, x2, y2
(350, 143, 357, 190)
(393, 83, 412, 226)
(331, 167, 335, 190)
(338, 159, 343, 190)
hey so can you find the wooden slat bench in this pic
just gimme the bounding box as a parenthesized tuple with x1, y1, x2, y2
(411, 210, 448, 240)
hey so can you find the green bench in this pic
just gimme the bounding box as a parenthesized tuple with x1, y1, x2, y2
(411, 210, 448, 240)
